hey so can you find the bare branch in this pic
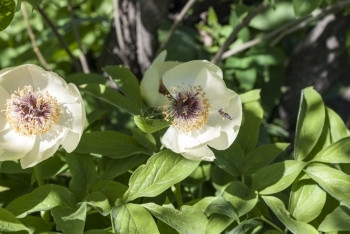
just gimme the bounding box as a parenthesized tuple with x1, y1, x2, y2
(113, 0, 129, 66)
(67, 0, 90, 73)
(36, 5, 81, 71)
(211, 2, 269, 64)
(21, 3, 51, 70)
(156, 0, 197, 55)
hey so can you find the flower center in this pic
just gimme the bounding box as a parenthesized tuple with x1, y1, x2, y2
(163, 86, 210, 132)
(4, 86, 60, 136)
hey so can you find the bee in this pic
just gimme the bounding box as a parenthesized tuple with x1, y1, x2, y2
(218, 108, 232, 120)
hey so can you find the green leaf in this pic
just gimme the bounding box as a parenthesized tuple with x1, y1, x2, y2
(262, 196, 319, 234)
(92, 180, 128, 205)
(205, 215, 235, 234)
(214, 142, 244, 177)
(83, 192, 111, 216)
(6, 184, 76, 218)
(305, 163, 350, 209)
(312, 137, 350, 164)
(65, 73, 106, 85)
(0, 207, 29, 232)
(19, 215, 51, 233)
(228, 218, 263, 234)
(142, 203, 208, 234)
(327, 107, 350, 143)
(51, 203, 86, 234)
(204, 197, 239, 220)
(103, 65, 141, 109)
(289, 180, 326, 223)
(0, 0, 15, 31)
(293, 0, 322, 17)
(222, 181, 258, 217)
(134, 115, 169, 133)
(124, 149, 200, 202)
(66, 153, 98, 199)
(111, 203, 159, 234)
(252, 160, 305, 194)
(249, 1, 294, 30)
(83, 84, 141, 115)
(242, 143, 289, 174)
(294, 87, 325, 161)
(100, 155, 148, 180)
(235, 96, 263, 154)
(75, 131, 150, 158)
(239, 89, 261, 103)
(319, 206, 350, 232)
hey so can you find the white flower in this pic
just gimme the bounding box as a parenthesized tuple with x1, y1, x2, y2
(141, 59, 242, 161)
(0, 64, 86, 168)
(140, 51, 180, 107)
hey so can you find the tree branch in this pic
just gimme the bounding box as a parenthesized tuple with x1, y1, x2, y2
(36, 5, 81, 71)
(21, 4, 51, 70)
(156, 0, 197, 55)
(211, 2, 269, 64)
(67, 0, 90, 73)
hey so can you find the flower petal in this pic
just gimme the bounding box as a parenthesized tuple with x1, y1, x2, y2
(0, 128, 35, 160)
(0, 65, 35, 93)
(19, 126, 66, 168)
(0, 85, 10, 131)
(182, 145, 215, 161)
(161, 126, 220, 153)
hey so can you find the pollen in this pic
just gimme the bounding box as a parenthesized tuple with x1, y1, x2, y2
(4, 86, 60, 136)
(162, 85, 210, 132)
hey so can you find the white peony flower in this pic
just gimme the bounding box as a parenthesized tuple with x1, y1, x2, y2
(141, 59, 242, 161)
(0, 64, 86, 168)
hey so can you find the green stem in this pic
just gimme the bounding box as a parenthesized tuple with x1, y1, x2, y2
(34, 166, 44, 186)
(260, 215, 284, 233)
(174, 183, 183, 208)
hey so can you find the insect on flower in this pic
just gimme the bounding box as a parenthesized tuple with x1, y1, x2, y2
(218, 108, 233, 120)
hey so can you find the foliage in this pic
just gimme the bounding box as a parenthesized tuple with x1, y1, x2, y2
(1, 0, 350, 233)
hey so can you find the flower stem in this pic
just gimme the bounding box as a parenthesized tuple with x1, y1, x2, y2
(34, 166, 44, 186)
(260, 215, 283, 233)
(174, 183, 183, 208)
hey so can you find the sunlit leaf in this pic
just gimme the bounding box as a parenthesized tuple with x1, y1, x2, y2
(111, 203, 159, 234)
(143, 203, 208, 234)
(289, 180, 326, 222)
(51, 203, 86, 234)
(305, 163, 350, 208)
(252, 160, 306, 194)
(294, 87, 325, 161)
(293, 0, 322, 17)
(327, 107, 350, 143)
(312, 137, 350, 164)
(262, 196, 319, 234)
(0, 207, 28, 232)
(124, 150, 200, 202)
(319, 206, 350, 232)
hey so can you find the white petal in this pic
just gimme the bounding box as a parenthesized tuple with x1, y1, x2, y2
(0, 85, 10, 131)
(163, 60, 230, 108)
(161, 126, 220, 153)
(0, 65, 35, 93)
(182, 145, 215, 161)
(140, 61, 180, 107)
(207, 91, 242, 149)
(0, 128, 35, 160)
(20, 126, 66, 168)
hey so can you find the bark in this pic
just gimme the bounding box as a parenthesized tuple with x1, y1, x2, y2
(98, 0, 168, 79)
(278, 12, 350, 131)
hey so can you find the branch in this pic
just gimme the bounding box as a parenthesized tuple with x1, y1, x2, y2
(36, 5, 81, 71)
(113, 0, 129, 66)
(156, 0, 197, 55)
(211, 2, 269, 64)
(67, 0, 90, 73)
(21, 4, 51, 70)
(221, 0, 350, 59)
